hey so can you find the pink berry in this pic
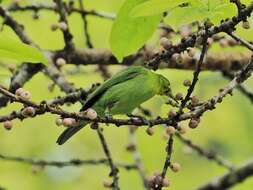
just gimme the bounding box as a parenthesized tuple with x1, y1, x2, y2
(3, 121, 13, 130)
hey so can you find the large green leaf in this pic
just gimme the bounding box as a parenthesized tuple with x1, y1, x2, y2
(130, 0, 236, 28)
(130, 0, 190, 17)
(0, 35, 48, 65)
(110, 0, 161, 62)
(164, 0, 236, 27)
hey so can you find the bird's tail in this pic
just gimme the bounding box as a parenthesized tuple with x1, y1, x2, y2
(56, 121, 89, 145)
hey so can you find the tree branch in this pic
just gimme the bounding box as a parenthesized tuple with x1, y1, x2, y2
(196, 158, 253, 190)
(0, 153, 136, 170)
(176, 134, 235, 170)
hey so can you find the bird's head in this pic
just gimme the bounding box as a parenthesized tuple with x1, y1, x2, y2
(158, 75, 174, 99)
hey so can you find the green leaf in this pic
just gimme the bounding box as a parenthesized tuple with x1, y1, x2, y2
(110, 0, 161, 62)
(130, 0, 189, 17)
(0, 35, 48, 65)
(164, 0, 236, 28)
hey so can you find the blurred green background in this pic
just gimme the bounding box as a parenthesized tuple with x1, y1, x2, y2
(0, 0, 253, 189)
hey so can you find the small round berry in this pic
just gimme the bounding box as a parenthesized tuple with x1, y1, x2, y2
(3, 120, 12, 130)
(180, 26, 191, 37)
(21, 106, 36, 117)
(242, 21, 250, 29)
(178, 125, 187, 134)
(7, 64, 16, 73)
(171, 162, 181, 172)
(15, 88, 25, 96)
(56, 57, 66, 67)
(166, 126, 176, 135)
(191, 96, 199, 106)
(55, 118, 63, 126)
(171, 53, 180, 62)
(175, 54, 183, 64)
(183, 79, 191, 87)
(50, 24, 59, 31)
(59, 21, 68, 31)
(160, 37, 172, 50)
(162, 131, 169, 140)
(175, 93, 184, 101)
(103, 180, 113, 188)
(31, 165, 44, 175)
(168, 110, 177, 118)
(207, 37, 214, 45)
(228, 39, 237, 46)
(146, 127, 154, 136)
(219, 38, 228, 48)
(154, 174, 163, 187)
(187, 48, 196, 57)
(62, 118, 76, 127)
(126, 142, 136, 152)
(83, 108, 97, 120)
(20, 90, 31, 100)
(32, 13, 39, 20)
(189, 118, 199, 129)
(162, 178, 170, 187)
(90, 122, 98, 130)
(146, 175, 156, 188)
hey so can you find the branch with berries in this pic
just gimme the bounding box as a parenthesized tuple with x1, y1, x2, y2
(0, 0, 253, 189)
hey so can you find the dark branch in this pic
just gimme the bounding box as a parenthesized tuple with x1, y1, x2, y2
(0, 153, 136, 170)
(176, 134, 235, 170)
(196, 158, 253, 190)
(97, 127, 120, 190)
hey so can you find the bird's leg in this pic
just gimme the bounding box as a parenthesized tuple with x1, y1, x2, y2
(104, 101, 118, 119)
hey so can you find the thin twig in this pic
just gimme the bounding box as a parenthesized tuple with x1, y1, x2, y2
(0, 153, 136, 170)
(196, 158, 253, 190)
(178, 26, 209, 113)
(230, 0, 245, 14)
(155, 135, 174, 190)
(7, 3, 116, 20)
(222, 70, 253, 103)
(176, 133, 235, 171)
(0, 63, 44, 109)
(97, 127, 120, 190)
(128, 127, 148, 189)
(54, 0, 74, 51)
(0, 6, 35, 46)
(227, 32, 253, 52)
(78, 0, 93, 48)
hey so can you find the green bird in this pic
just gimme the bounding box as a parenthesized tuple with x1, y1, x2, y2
(57, 66, 174, 145)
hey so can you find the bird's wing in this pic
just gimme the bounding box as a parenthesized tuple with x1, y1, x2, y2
(81, 66, 145, 111)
